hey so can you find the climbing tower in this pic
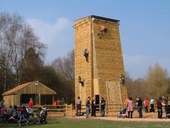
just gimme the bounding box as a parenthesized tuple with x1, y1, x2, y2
(74, 15, 128, 106)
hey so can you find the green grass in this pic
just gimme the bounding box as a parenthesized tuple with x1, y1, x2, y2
(0, 118, 170, 128)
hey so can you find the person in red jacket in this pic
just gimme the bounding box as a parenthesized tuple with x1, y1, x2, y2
(56, 98, 61, 108)
(28, 98, 34, 108)
(144, 98, 149, 113)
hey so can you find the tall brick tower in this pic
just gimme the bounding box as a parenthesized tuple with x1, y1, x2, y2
(74, 15, 128, 106)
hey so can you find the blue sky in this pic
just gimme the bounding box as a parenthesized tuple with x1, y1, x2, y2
(0, 0, 170, 79)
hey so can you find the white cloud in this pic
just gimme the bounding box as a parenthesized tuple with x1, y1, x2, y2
(123, 54, 170, 79)
(26, 18, 74, 63)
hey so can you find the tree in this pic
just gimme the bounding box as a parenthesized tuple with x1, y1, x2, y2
(133, 78, 145, 100)
(0, 12, 23, 92)
(20, 47, 44, 82)
(125, 72, 134, 97)
(51, 50, 74, 103)
(0, 12, 46, 92)
(38, 65, 60, 93)
(144, 63, 169, 99)
(125, 72, 145, 100)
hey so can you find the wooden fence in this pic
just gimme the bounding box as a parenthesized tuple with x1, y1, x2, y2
(35, 103, 125, 118)
(34, 104, 73, 118)
(33, 103, 161, 118)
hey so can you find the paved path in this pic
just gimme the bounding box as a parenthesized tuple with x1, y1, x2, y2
(72, 111, 170, 122)
(73, 116, 170, 122)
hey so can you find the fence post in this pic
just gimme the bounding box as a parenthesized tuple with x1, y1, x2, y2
(66, 104, 67, 116)
(71, 104, 73, 117)
(106, 103, 108, 114)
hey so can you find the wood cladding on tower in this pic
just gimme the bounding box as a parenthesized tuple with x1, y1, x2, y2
(74, 15, 128, 105)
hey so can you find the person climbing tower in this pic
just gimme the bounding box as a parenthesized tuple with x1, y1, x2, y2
(78, 76, 84, 86)
(97, 24, 108, 39)
(84, 49, 88, 62)
(119, 74, 125, 85)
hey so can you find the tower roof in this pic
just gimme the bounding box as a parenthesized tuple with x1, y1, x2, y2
(75, 15, 119, 23)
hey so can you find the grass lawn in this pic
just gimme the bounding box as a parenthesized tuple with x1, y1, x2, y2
(0, 118, 169, 128)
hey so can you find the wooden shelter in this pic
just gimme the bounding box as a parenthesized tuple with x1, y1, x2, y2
(2, 81, 56, 107)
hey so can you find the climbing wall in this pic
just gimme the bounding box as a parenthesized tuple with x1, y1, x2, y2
(74, 15, 128, 105)
(74, 17, 93, 104)
(105, 81, 127, 105)
(92, 17, 127, 104)
(105, 81, 122, 104)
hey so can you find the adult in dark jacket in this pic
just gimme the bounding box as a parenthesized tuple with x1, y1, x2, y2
(157, 97, 164, 119)
(136, 96, 143, 118)
(91, 97, 96, 117)
(100, 97, 106, 117)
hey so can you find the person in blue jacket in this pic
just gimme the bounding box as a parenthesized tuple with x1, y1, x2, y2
(84, 49, 88, 62)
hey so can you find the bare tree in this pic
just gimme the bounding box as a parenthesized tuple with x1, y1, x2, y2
(0, 12, 22, 91)
(51, 50, 74, 103)
(125, 72, 134, 96)
(0, 12, 46, 91)
(125, 72, 145, 100)
(133, 78, 146, 100)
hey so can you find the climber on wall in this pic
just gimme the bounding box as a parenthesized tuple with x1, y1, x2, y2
(84, 49, 89, 62)
(97, 24, 108, 39)
(78, 76, 84, 86)
(119, 74, 125, 85)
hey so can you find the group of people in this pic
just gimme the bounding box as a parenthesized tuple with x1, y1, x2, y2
(143, 98, 155, 113)
(125, 96, 153, 119)
(53, 98, 65, 108)
(85, 96, 106, 118)
(124, 96, 169, 119)
(0, 98, 34, 122)
(75, 96, 106, 118)
(0, 98, 49, 125)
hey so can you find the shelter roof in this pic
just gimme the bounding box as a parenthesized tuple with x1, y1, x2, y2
(2, 81, 56, 96)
